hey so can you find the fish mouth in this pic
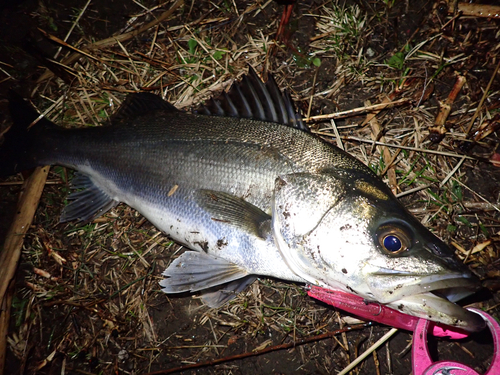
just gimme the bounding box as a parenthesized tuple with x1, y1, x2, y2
(366, 272, 485, 332)
(389, 292, 486, 332)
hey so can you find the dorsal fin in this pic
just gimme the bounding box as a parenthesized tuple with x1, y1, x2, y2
(111, 92, 178, 123)
(194, 67, 308, 132)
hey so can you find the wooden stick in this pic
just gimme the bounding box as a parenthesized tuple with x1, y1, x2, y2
(365, 99, 397, 194)
(0, 166, 49, 371)
(452, 3, 500, 19)
(428, 75, 466, 142)
(304, 98, 412, 123)
(0, 280, 14, 375)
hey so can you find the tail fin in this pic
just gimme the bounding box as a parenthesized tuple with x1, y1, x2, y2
(0, 91, 56, 177)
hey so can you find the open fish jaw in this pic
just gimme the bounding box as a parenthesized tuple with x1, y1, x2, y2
(389, 291, 485, 332)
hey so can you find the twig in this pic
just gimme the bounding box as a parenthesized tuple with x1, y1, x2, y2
(380, 135, 408, 177)
(373, 347, 381, 375)
(39, 28, 104, 64)
(304, 98, 412, 122)
(439, 156, 466, 187)
(396, 184, 431, 198)
(359, 94, 397, 128)
(0, 166, 50, 371)
(428, 74, 466, 142)
(306, 66, 320, 121)
(451, 3, 500, 19)
(316, 135, 476, 159)
(337, 328, 398, 375)
(465, 60, 500, 135)
(365, 99, 397, 193)
(53, 0, 92, 59)
(144, 323, 370, 374)
(0, 280, 14, 375)
(452, 177, 500, 214)
(385, 341, 392, 374)
(330, 119, 344, 151)
(0, 180, 61, 186)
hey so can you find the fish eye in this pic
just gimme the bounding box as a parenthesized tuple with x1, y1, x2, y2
(383, 235, 402, 252)
(377, 224, 411, 255)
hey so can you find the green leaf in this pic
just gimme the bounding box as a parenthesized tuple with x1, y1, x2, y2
(213, 50, 225, 60)
(447, 224, 457, 233)
(451, 180, 463, 201)
(456, 215, 472, 227)
(312, 57, 321, 67)
(188, 38, 198, 55)
(386, 51, 405, 70)
(48, 17, 58, 32)
(479, 223, 489, 237)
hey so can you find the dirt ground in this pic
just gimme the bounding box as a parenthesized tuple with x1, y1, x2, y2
(0, 0, 499, 374)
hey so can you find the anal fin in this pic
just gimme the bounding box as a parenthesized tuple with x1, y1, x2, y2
(160, 251, 249, 293)
(60, 173, 118, 223)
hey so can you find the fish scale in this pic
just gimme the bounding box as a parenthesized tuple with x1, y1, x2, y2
(38, 110, 366, 213)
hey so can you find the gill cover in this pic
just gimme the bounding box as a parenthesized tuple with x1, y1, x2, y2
(272, 172, 353, 289)
(271, 170, 474, 299)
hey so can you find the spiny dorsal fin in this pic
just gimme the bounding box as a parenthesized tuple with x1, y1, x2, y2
(194, 67, 308, 132)
(111, 92, 178, 124)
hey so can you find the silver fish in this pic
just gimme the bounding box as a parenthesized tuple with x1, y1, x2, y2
(0, 68, 484, 331)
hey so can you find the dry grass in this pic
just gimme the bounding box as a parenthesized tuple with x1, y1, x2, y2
(1, 0, 499, 374)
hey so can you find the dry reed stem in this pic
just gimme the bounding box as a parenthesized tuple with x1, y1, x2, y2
(452, 2, 500, 19)
(429, 75, 466, 140)
(365, 99, 397, 193)
(0, 166, 49, 371)
(466, 60, 500, 135)
(337, 328, 398, 375)
(305, 98, 413, 122)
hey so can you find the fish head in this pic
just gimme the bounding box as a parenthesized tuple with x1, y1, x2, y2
(272, 170, 484, 332)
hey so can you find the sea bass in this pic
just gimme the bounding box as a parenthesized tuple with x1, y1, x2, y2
(0, 68, 484, 331)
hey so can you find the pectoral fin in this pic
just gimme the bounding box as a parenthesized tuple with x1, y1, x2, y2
(195, 189, 271, 239)
(160, 251, 249, 293)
